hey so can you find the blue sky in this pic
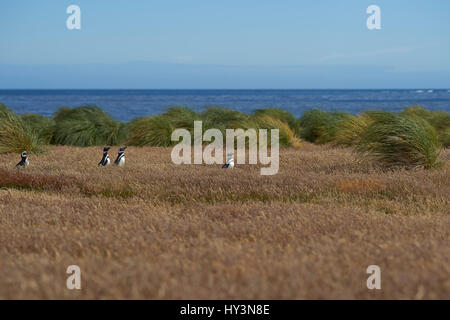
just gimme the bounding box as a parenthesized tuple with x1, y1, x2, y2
(1, 0, 449, 88)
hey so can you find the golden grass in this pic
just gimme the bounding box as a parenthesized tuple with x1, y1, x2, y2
(334, 114, 372, 147)
(0, 144, 449, 299)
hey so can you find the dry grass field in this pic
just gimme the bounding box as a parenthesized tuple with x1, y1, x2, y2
(0, 144, 449, 299)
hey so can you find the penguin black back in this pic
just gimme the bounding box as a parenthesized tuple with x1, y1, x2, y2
(114, 146, 127, 166)
(16, 151, 29, 168)
(98, 146, 111, 166)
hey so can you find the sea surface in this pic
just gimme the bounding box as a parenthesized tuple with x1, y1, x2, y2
(0, 89, 449, 122)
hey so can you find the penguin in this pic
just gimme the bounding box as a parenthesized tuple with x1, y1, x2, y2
(98, 146, 111, 166)
(222, 153, 235, 169)
(114, 146, 127, 167)
(16, 151, 29, 168)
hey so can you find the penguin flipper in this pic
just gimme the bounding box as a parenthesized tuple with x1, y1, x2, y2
(99, 154, 110, 166)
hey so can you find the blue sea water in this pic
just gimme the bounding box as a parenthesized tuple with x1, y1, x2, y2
(0, 89, 449, 122)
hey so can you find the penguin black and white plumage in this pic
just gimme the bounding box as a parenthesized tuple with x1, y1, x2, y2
(98, 146, 111, 166)
(16, 151, 29, 168)
(114, 146, 127, 167)
(222, 153, 234, 169)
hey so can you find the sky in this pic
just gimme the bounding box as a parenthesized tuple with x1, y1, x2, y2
(0, 0, 449, 88)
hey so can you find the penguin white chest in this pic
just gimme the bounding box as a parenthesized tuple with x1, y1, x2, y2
(118, 156, 125, 167)
(105, 156, 110, 166)
(24, 158, 29, 167)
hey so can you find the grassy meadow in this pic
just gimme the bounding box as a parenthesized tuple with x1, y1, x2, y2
(0, 103, 449, 299)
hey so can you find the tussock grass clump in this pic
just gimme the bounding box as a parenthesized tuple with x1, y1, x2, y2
(52, 106, 126, 146)
(21, 114, 55, 144)
(127, 106, 302, 147)
(253, 108, 301, 136)
(356, 111, 441, 169)
(127, 107, 203, 146)
(162, 106, 202, 130)
(2, 101, 448, 156)
(127, 116, 175, 147)
(402, 106, 450, 147)
(253, 115, 301, 148)
(334, 113, 373, 147)
(299, 109, 352, 144)
(0, 104, 44, 154)
(202, 106, 251, 132)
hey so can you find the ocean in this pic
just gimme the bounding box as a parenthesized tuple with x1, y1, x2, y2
(0, 89, 449, 122)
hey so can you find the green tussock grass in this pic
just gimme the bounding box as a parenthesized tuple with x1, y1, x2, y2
(253, 107, 301, 137)
(0, 104, 44, 154)
(299, 109, 352, 144)
(126, 106, 301, 147)
(401, 106, 450, 147)
(356, 111, 441, 169)
(200, 107, 301, 147)
(1, 101, 448, 170)
(126, 107, 202, 147)
(51, 106, 127, 146)
(163, 106, 202, 130)
(334, 113, 373, 147)
(126, 115, 175, 147)
(253, 114, 301, 148)
(21, 114, 55, 144)
(202, 106, 251, 131)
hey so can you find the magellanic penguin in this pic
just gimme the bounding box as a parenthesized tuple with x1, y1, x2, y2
(98, 146, 111, 166)
(222, 152, 234, 169)
(16, 151, 29, 168)
(114, 146, 127, 167)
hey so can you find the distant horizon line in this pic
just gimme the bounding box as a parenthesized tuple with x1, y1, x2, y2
(1, 88, 449, 91)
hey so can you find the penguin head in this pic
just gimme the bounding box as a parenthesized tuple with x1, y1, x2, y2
(103, 146, 111, 153)
(21, 151, 28, 158)
(118, 146, 127, 154)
